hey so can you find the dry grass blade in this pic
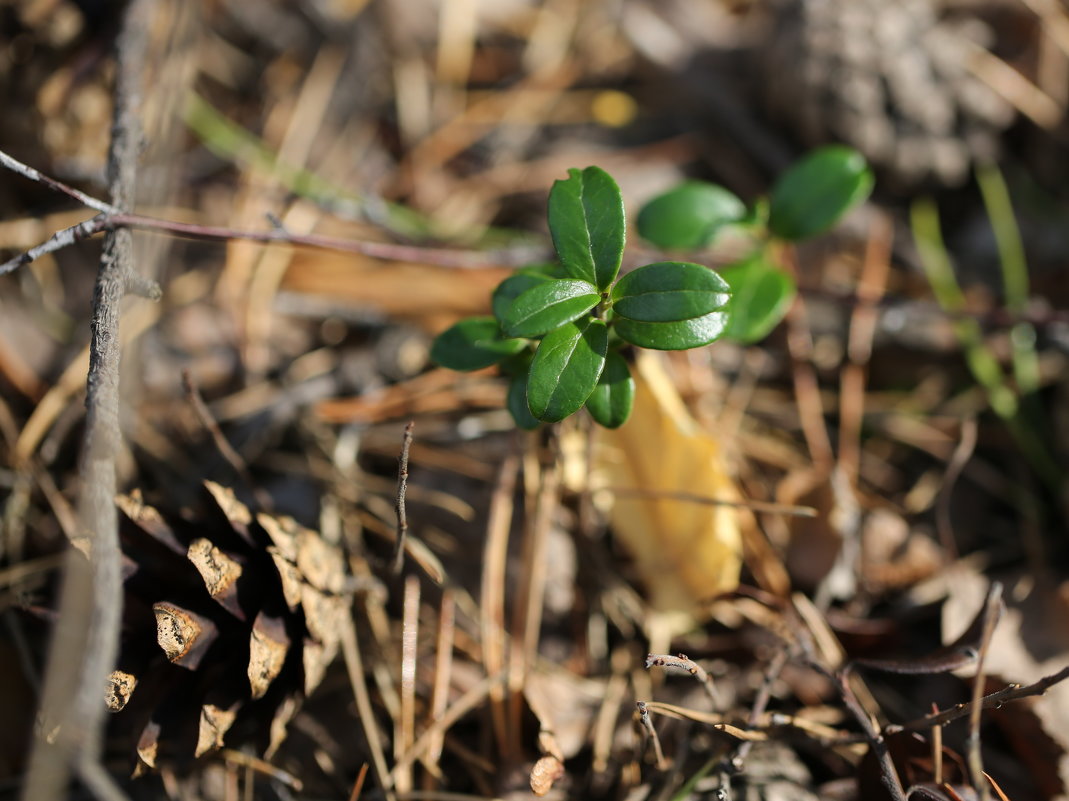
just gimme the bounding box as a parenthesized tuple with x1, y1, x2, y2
(396, 575, 421, 794)
(340, 615, 396, 801)
(967, 582, 1006, 801)
(480, 437, 520, 758)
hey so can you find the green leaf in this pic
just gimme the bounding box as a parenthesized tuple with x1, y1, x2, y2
(584, 351, 634, 428)
(527, 317, 608, 422)
(768, 146, 874, 241)
(501, 278, 601, 338)
(547, 166, 626, 291)
(636, 181, 747, 250)
(720, 254, 796, 343)
(614, 310, 729, 351)
(611, 261, 730, 323)
(507, 374, 541, 430)
(492, 272, 554, 324)
(430, 317, 527, 371)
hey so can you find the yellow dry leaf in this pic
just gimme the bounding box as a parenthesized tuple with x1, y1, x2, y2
(594, 352, 743, 624)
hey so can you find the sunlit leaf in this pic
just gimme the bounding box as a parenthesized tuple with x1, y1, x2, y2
(547, 166, 626, 291)
(614, 310, 729, 351)
(637, 181, 747, 250)
(612, 261, 730, 323)
(491, 272, 554, 324)
(501, 278, 600, 338)
(768, 146, 873, 241)
(527, 317, 608, 422)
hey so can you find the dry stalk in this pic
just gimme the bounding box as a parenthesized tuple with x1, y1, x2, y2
(645, 653, 721, 708)
(635, 701, 668, 770)
(395, 575, 421, 794)
(479, 435, 520, 757)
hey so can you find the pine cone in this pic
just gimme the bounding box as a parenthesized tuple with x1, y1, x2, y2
(107, 482, 350, 771)
(761, 0, 1014, 186)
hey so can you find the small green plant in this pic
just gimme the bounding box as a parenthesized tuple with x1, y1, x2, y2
(638, 145, 874, 344)
(432, 148, 873, 430)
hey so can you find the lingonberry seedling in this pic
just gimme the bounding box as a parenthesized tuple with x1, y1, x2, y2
(432, 147, 873, 430)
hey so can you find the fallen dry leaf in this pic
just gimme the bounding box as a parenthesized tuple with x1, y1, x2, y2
(594, 352, 742, 625)
(942, 567, 1069, 800)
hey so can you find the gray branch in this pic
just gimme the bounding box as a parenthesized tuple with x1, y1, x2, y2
(20, 1, 155, 799)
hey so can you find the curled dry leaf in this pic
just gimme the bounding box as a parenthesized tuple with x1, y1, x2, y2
(594, 352, 742, 624)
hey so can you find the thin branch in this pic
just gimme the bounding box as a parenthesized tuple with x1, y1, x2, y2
(0, 215, 109, 277)
(635, 701, 668, 770)
(21, 1, 154, 799)
(836, 664, 908, 801)
(967, 582, 1004, 801)
(645, 653, 722, 708)
(391, 421, 414, 574)
(0, 147, 544, 276)
(0, 150, 118, 214)
(885, 664, 1069, 735)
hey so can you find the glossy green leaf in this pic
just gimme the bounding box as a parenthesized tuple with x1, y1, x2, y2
(720, 255, 796, 343)
(547, 166, 626, 291)
(614, 310, 729, 351)
(768, 146, 874, 241)
(584, 351, 634, 428)
(636, 181, 747, 250)
(492, 272, 554, 324)
(611, 261, 730, 323)
(527, 317, 608, 422)
(430, 317, 526, 371)
(507, 374, 541, 430)
(501, 278, 601, 338)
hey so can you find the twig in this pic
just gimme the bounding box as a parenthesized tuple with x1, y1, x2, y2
(391, 421, 414, 574)
(884, 664, 1069, 734)
(21, 2, 155, 799)
(728, 647, 789, 775)
(0, 150, 118, 214)
(966, 582, 1004, 801)
(635, 701, 668, 770)
(836, 665, 907, 801)
(0, 148, 542, 276)
(645, 653, 722, 708)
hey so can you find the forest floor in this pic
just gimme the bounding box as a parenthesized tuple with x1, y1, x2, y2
(1, 1, 1069, 800)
